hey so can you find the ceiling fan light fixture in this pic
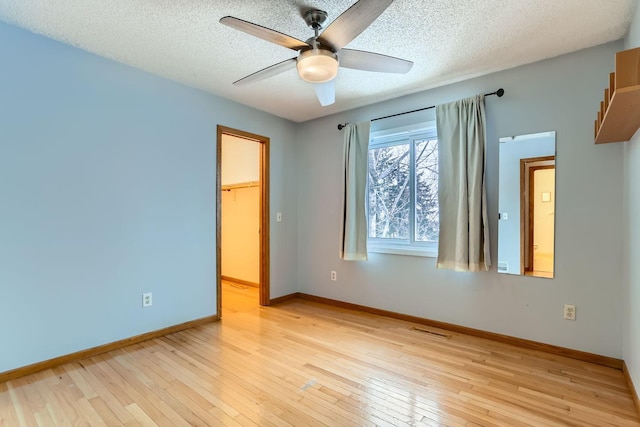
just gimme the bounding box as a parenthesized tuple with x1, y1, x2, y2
(296, 48, 338, 83)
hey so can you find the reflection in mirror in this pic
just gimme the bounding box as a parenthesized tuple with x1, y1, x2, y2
(498, 131, 556, 278)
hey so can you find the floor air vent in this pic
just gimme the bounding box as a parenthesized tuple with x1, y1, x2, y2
(411, 327, 450, 339)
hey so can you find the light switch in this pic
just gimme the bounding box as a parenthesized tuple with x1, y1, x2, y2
(277, 212, 282, 222)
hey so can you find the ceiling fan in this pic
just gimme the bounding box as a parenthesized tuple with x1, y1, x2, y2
(220, 0, 413, 106)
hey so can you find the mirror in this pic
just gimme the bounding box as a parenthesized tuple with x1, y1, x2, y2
(498, 131, 556, 278)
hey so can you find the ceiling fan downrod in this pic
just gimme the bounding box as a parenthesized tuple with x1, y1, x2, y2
(304, 10, 328, 39)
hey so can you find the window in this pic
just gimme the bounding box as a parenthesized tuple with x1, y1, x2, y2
(367, 123, 439, 257)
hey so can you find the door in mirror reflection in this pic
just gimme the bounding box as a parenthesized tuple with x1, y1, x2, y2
(498, 131, 556, 278)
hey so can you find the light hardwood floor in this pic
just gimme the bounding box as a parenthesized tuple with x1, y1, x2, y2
(1, 283, 638, 426)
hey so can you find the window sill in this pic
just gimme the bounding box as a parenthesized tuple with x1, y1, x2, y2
(367, 244, 438, 258)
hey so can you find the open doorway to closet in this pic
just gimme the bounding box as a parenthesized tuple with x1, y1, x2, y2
(216, 126, 270, 317)
(520, 156, 555, 278)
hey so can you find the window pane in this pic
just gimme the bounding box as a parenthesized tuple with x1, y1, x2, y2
(368, 144, 410, 239)
(415, 139, 439, 242)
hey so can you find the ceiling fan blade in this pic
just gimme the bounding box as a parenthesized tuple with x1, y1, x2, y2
(233, 58, 297, 86)
(317, 0, 393, 51)
(220, 16, 310, 51)
(314, 80, 335, 106)
(339, 49, 413, 74)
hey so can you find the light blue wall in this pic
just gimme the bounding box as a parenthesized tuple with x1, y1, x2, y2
(0, 22, 298, 373)
(296, 41, 625, 358)
(624, 0, 640, 401)
(626, 1, 640, 51)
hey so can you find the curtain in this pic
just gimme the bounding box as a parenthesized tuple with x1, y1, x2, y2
(436, 95, 490, 272)
(340, 121, 371, 261)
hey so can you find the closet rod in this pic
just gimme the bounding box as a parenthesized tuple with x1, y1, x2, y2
(337, 88, 505, 130)
(222, 182, 260, 191)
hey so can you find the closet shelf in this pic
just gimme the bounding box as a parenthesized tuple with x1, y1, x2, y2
(594, 47, 640, 144)
(221, 181, 260, 191)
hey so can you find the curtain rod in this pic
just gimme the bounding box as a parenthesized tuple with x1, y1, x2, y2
(337, 88, 505, 130)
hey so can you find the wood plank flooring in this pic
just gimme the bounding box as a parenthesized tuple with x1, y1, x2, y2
(1, 282, 638, 426)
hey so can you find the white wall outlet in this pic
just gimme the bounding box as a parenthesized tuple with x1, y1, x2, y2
(563, 304, 576, 320)
(276, 212, 282, 222)
(143, 292, 153, 308)
(330, 271, 337, 281)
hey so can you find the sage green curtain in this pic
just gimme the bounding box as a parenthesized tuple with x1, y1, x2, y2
(340, 122, 370, 261)
(436, 95, 490, 272)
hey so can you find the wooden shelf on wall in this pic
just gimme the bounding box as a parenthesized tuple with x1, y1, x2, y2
(594, 47, 640, 144)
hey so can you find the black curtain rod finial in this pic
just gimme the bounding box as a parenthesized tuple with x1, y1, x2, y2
(337, 123, 347, 130)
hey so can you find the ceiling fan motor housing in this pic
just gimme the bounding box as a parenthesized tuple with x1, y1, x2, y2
(297, 9, 339, 83)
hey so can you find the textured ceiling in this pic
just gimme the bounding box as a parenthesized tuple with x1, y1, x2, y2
(0, 0, 636, 122)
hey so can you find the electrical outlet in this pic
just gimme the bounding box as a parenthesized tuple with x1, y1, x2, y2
(330, 271, 337, 281)
(143, 292, 153, 308)
(563, 304, 576, 320)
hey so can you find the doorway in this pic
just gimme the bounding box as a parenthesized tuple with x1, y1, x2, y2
(216, 126, 270, 318)
(520, 156, 555, 278)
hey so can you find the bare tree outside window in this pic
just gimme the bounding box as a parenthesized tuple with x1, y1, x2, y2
(415, 138, 439, 242)
(368, 144, 410, 239)
(367, 132, 439, 246)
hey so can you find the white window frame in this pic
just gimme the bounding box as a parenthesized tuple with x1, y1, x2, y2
(367, 122, 439, 258)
